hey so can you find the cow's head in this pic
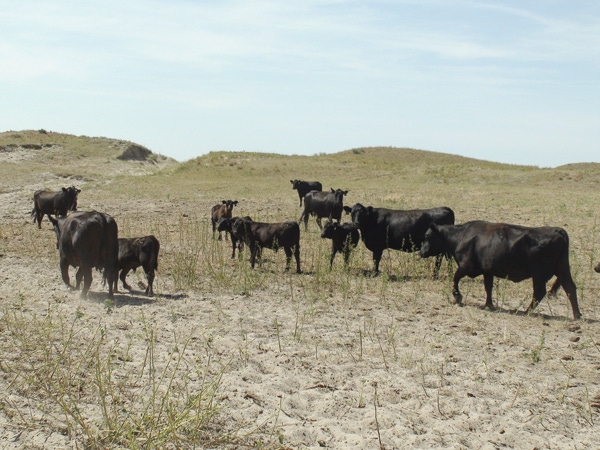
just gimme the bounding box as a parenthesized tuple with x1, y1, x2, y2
(346, 203, 370, 228)
(216, 217, 232, 233)
(231, 217, 250, 239)
(320, 220, 338, 240)
(222, 199, 238, 213)
(291, 179, 299, 189)
(420, 224, 446, 258)
(62, 186, 80, 211)
(330, 188, 348, 205)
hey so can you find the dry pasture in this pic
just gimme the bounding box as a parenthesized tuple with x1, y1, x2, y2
(1, 130, 600, 449)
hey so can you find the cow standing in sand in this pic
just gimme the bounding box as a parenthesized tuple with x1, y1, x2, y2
(420, 221, 581, 319)
(211, 200, 238, 240)
(31, 186, 80, 228)
(291, 179, 322, 207)
(49, 211, 118, 300)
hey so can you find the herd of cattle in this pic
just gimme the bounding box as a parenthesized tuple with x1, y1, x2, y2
(30, 179, 600, 320)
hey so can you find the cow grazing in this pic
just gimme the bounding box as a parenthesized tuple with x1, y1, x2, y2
(345, 203, 455, 275)
(49, 211, 118, 300)
(419, 221, 581, 319)
(321, 221, 360, 269)
(217, 216, 252, 258)
(112, 236, 160, 296)
(31, 186, 80, 228)
(211, 200, 238, 239)
(232, 217, 301, 273)
(299, 188, 348, 231)
(291, 179, 322, 207)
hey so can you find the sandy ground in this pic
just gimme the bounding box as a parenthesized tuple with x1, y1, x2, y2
(1, 173, 600, 449)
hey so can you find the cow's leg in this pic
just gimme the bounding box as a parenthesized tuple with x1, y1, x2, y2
(60, 258, 73, 289)
(250, 245, 259, 268)
(75, 267, 84, 290)
(372, 249, 383, 275)
(80, 267, 93, 299)
(294, 245, 301, 273)
(452, 267, 467, 305)
(557, 271, 581, 320)
(316, 217, 322, 230)
(120, 268, 132, 290)
(36, 210, 43, 229)
(433, 254, 443, 279)
(299, 211, 309, 232)
(112, 271, 119, 293)
(230, 238, 237, 259)
(145, 269, 155, 297)
(526, 277, 548, 315)
(547, 278, 561, 298)
(329, 247, 337, 269)
(284, 246, 292, 271)
(483, 273, 495, 310)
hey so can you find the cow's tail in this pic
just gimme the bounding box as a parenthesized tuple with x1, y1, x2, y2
(30, 208, 36, 222)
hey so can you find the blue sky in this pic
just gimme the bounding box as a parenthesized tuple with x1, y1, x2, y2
(1, 1, 599, 167)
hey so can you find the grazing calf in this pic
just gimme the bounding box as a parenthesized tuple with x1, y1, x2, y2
(299, 188, 348, 230)
(321, 221, 360, 269)
(31, 186, 80, 228)
(291, 179, 322, 206)
(420, 221, 581, 319)
(49, 211, 118, 299)
(113, 235, 160, 296)
(217, 216, 252, 258)
(345, 203, 455, 275)
(232, 217, 301, 273)
(211, 200, 238, 239)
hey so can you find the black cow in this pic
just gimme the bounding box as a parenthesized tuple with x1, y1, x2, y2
(232, 217, 301, 273)
(291, 179, 322, 207)
(420, 221, 581, 319)
(321, 221, 360, 269)
(299, 188, 348, 231)
(595, 262, 600, 273)
(345, 203, 455, 275)
(31, 186, 80, 228)
(217, 216, 252, 258)
(211, 200, 238, 239)
(49, 211, 118, 299)
(112, 236, 160, 296)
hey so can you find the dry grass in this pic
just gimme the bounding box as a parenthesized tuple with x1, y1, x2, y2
(1, 130, 600, 448)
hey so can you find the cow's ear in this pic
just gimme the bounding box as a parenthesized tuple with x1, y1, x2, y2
(62, 187, 67, 192)
(290, 180, 294, 184)
(330, 188, 335, 193)
(222, 200, 227, 204)
(367, 206, 374, 213)
(429, 224, 439, 234)
(233, 201, 238, 205)
(343, 190, 348, 195)
(343, 206, 352, 214)
(49, 216, 58, 227)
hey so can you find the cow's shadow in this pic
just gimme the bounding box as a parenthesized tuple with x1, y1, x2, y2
(86, 290, 187, 307)
(466, 301, 596, 323)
